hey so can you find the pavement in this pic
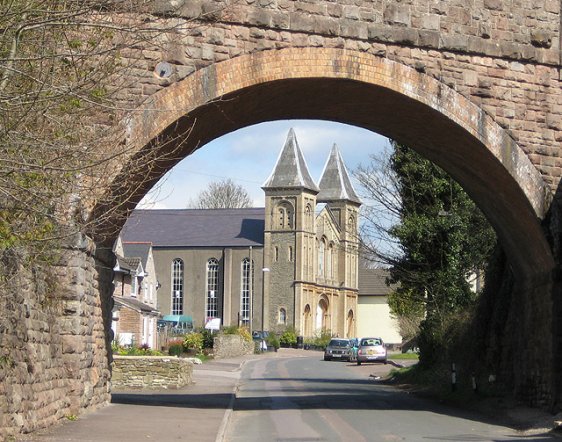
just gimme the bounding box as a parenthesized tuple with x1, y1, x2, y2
(16, 349, 306, 442)
(14, 349, 562, 441)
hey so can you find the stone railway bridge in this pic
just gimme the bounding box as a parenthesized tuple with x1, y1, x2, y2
(4, 0, 562, 437)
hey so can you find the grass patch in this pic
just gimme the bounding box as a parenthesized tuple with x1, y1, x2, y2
(388, 352, 419, 360)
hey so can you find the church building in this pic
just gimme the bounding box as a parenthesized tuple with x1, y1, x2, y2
(120, 129, 361, 339)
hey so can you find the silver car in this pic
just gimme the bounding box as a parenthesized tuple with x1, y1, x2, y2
(356, 337, 387, 365)
(324, 338, 353, 361)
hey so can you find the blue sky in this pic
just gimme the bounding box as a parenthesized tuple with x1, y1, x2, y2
(138, 120, 390, 209)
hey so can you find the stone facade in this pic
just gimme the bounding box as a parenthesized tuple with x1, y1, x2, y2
(111, 356, 193, 389)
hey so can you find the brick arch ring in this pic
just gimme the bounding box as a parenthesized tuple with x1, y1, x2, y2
(116, 47, 554, 279)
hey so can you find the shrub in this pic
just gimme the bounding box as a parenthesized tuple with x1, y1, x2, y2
(237, 327, 252, 343)
(279, 327, 298, 347)
(200, 329, 215, 349)
(168, 342, 183, 357)
(183, 332, 204, 353)
(116, 345, 164, 356)
(221, 325, 238, 335)
(312, 330, 332, 350)
(266, 333, 280, 350)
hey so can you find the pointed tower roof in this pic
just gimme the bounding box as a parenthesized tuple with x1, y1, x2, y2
(317, 144, 362, 205)
(262, 128, 319, 193)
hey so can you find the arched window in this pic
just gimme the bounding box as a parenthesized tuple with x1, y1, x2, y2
(347, 310, 354, 338)
(318, 239, 325, 276)
(206, 258, 219, 318)
(348, 215, 356, 231)
(305, 204, 313, 230)
(241, 258, 254, 326)
(171, 259, 184, 315)
(303, 304, 312, 337)
(326, 243, 333, 278)
(278, 308, 287, 324)
(277, 201, 294, 230)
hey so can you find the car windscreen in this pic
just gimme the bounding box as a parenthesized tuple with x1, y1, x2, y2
(328, 340, 350, 347)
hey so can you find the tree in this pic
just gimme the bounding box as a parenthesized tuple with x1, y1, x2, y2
(188, 179, 253, 209)
(355, 142, 497, 359)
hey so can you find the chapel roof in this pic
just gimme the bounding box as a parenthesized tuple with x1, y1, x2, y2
(262, 128, 319, 193)
(317, 144, 361, 205)
(121, 208, 264, 248)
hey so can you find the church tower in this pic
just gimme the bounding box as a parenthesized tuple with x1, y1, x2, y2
(317, 144, 362, 337)
(262, 129, 319, 333)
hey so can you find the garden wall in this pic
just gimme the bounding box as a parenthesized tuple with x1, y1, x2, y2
(112, 356, 193, 389)
(213, 335, 254, 359)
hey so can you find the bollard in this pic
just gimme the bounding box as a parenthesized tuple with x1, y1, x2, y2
(451, 363, 457, 392)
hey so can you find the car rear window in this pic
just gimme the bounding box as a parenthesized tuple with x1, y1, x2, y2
(361, 338, 382, 346)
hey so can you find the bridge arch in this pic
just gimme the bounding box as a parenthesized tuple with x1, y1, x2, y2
(101, 47, 554, 281)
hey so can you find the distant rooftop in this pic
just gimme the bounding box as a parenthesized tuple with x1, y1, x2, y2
(121, 208, 264, 247)
(358, 268, 396, 296)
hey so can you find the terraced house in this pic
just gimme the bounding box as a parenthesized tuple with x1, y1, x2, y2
(121, 129, 361, 338)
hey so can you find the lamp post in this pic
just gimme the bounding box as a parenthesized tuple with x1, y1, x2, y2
(261, 267, 270, 331)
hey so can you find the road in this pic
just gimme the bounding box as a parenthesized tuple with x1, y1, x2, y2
(224, 353, 556, 442)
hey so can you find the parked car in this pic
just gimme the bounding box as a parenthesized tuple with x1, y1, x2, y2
(324, 338, 353, 361)
(356, 337, 387, 365)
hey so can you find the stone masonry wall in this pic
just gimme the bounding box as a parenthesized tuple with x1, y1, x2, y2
(213, 334, 254, 359)
(112, 0, 562, 191)
(0, 236, 111, 439)
(112, 356, 193, 389)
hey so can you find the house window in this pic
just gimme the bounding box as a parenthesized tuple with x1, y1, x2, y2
(131, 275, 137, 297)
(288, 246, 293, 262)
(207, 258, 219, 319)
(171, 258, 184, 315)
(274, 246, 279, 262)
(279, 308, 287, 324)
(241, 258, 254, 325)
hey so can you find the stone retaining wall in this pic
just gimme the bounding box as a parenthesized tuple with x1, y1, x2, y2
(213, 335, 254, 359)
(112, 356, 193, 389)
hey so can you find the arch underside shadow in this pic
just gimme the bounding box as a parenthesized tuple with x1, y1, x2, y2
(101, 48, 554, 282)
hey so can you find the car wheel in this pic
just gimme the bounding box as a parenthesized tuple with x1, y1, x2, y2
(324, 356, 330, 361)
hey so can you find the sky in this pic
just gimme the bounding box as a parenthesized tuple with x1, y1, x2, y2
(138, 120, 390, 209)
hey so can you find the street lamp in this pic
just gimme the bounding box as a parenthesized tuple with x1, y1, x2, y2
(261, 267, 270, 331)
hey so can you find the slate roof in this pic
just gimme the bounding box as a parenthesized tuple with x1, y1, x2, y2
(114, 297, 159, 315)
(115, 256, 138, 274)
(358, 268, 396, 296)
(123, 242, 151, 269)
(262, 128, 319, 193)
(317, 144, 361, 205)
(121, 208, 265, 247)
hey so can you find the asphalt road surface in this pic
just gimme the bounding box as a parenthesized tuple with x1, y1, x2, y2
(224, 354, 557, 442)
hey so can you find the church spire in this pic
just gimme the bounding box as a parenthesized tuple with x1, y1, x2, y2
(317, 143, 361, 205)
(262, 128, 319, 193)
